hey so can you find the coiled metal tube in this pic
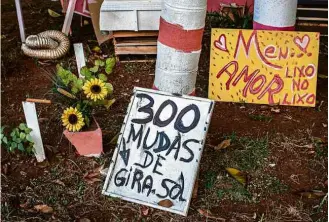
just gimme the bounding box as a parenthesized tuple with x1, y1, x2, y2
(21, 30, 70, 60)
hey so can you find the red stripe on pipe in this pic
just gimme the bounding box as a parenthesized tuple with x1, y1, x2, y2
(158, 17, 204, 52)
(152, 85, 196, 96)
(253, 21, 295, 31)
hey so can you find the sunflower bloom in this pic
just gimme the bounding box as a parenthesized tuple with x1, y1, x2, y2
(82, 78, 108, 101)
(61, 107, 85, 132)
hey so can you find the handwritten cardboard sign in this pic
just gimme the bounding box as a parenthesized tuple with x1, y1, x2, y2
(103, 87, 214, 216)
(209, 29, 320, 107)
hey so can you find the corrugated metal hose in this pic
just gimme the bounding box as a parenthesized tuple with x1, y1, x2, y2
(21, 30, 70, 59)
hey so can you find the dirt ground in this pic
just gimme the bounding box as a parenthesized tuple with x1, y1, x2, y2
(1, 0, 328, 221)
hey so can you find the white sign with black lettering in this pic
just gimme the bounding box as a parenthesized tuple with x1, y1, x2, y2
(102, 87, 214, 216)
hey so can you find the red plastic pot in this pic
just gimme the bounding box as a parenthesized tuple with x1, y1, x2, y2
(63, 118, 103, 157)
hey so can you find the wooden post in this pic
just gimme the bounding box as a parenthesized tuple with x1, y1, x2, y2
(22, 102, 46, 162)
(14, 0, 26, 42)
(62, 0, 77, 35)
(73, 43, 86, 78)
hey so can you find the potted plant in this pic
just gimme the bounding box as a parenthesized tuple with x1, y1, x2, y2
(51, 57, 116, 157)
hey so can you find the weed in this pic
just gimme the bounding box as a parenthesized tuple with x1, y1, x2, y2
(77, 180, 86, 198)
(207, 4, 253, 30)
(314, 141, 328, 158)
(217, 179, 252, 202)
(266, 177, 288, 194)
(205, 171, 217, 189)
(225, 135, 269, 171)
(249, 114, 273, 122)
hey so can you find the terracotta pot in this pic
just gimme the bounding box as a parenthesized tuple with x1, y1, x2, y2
(63, 118, 103, 157)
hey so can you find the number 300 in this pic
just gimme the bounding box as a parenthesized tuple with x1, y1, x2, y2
(131, 93, 201, 133)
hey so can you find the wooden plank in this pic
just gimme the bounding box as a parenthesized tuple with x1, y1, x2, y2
(22, 102, 46, 162)
(115, 39, 157, 46)
(115, 46, 157, 55)
(102, 87, 214, 216)
(113, 31, 158, 38)
(297, 17, 328, 22)
(297, 7, 328, 11)
(26, 98, 51, 104)
(119, 59, 156, 63)
(73, 43, 86, 78)
(62, 0, 77, 35)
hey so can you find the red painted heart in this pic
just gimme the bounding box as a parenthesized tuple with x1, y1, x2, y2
(294, 35, 310, 53)
(214, 34, 228, 52)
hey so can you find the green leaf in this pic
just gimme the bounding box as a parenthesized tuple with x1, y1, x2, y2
(2, 137, 8, 144)
(98, 73, 108, 82)
(84, 116, 90, 127)
(11, 142, 17, 149)
(76, 79, 84, 89)
(18, 143, 24, 151)
(15, 138, 21, 143)
(80, 66, 91, 77)
(26, 135, 33, 142)
(92, 46, 101, 53)
(19, 132, 26, 140)
(19, 123, 27, 130)
(106, 57, 116, 67)
(71, 86, 79, 94)
(25, 128, 32, 134)
(105, 66, 113, 75)
(10, 131, 16, 137)
(95, 59, 105, 67)
(105, 83, 114, 95)
(89, 65, 99, 73)
(105, 58, 115, 74)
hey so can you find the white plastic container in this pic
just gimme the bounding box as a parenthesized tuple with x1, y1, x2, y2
(100, 0, 162, 31)
(253, 0, 298, 30)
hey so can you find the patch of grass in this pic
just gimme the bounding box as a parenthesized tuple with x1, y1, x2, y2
(217, 179, 252, 202)
(249, 114, 273, 122)
(205, 171, 217, 189)
(223, 134, 269, 171)
(266, 177, 288, 194)
(314, 141, 328, 158)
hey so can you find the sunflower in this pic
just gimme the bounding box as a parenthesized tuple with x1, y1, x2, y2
(82, 78, 108, 101)
(61, 107, 85, 132)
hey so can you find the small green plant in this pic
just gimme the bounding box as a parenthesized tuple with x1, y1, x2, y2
(205, 171, 217, 189)
(1, 123, 34, 154)
(207, 4, 253, 30)
(249, 114, 273, 122)
(80, 57, 116, 81)
(217, 179, 252, 202)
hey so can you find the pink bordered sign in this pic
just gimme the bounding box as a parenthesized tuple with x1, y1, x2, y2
(209, 29, 320, 107)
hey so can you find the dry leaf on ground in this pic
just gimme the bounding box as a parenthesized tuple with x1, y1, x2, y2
(83, 167, 102, 184)
(215, 139, 231, 151)
(271, 108, 280, 113)
(34, 204, 53, 213)
(226, 168, 248, 186)
(140, 205, 149, 216)
(158, 199, 173, 208)
(298, 190, 327, 199)
(48, 9, 61, 17)
(52, 179, 65, 186)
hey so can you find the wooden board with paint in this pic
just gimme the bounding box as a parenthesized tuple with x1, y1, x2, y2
(102, 87, 214, 216)
(209, 29, 320, 107)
